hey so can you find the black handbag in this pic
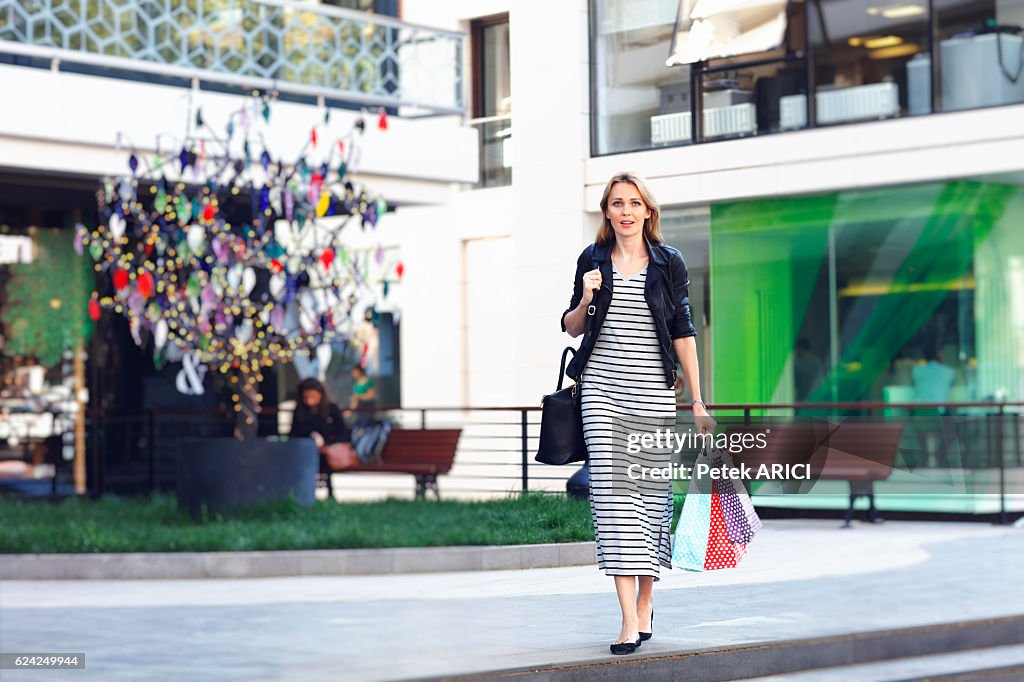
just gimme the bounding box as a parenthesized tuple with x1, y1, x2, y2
(537, 255, 600, 466)
(535, 346, 588, 465)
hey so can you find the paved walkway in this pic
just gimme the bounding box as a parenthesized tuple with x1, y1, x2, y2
(1, 520, 1022, 681)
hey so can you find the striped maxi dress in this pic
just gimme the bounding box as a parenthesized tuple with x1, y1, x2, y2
(581, 263, 677, 580)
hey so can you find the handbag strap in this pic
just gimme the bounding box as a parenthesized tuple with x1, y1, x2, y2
(556, 347, 575, 391)
(557, 255, 601, 391)
(561, 256, 598, 387)
(577, 257, 599, 378)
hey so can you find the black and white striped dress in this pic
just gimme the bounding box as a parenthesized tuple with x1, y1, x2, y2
(581, 263, 677, 580)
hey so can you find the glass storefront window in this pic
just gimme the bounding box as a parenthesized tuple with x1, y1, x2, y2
(708, 173, 1024, 410)
(592, 0, 682, 154)
(699, 59, 808, 140)
(808, 0, 930, 124)
(591, 0, 1024, 154)
(661, 207, 711, 402)
(593, 0, 809, 151)
(929, 0, 1024, 113)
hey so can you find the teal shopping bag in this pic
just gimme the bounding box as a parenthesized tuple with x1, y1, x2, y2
(671, 450, 713, 571)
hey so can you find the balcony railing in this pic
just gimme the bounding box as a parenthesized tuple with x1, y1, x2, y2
(0, 0, 464, 114)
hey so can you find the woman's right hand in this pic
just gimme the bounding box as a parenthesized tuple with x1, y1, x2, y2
(310, 431, 325, 449)
(581, 268, 602, 304)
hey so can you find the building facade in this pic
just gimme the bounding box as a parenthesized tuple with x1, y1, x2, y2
(394, 0, 1024, 510)
(0, 0, 477, 493)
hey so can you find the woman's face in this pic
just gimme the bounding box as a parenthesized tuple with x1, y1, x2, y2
(605, 182, 651, 240)
(301, 389, 323, 409)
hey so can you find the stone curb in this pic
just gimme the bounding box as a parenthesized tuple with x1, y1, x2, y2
(0, 541, 596, 580)
(408, 614, 1024, 682)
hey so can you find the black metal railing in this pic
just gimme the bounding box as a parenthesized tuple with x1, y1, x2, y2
(77, 400, 1024, 522)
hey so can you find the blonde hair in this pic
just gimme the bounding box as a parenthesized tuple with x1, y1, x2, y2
(596, 172, 664, 245)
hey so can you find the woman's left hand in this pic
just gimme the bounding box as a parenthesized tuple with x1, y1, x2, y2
(692, 403, 716, 434)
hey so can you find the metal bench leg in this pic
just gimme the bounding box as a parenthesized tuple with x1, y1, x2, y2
(414, 474, 440, 500)
(866, 493, 884, 524)
(842, 493, 856, 528)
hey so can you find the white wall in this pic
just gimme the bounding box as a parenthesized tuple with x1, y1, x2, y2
(397, 0, 593, 411)
(0, 64, 479, 205)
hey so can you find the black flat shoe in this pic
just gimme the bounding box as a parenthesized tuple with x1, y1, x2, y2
(610, 637, 641, 655)
(639, 608, 654, 641)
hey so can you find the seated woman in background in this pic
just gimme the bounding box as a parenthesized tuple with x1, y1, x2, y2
(289, 378, 352, 501)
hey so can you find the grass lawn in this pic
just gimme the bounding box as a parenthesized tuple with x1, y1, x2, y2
(0, 492, 688, 554)
(0, 492, 551, 553)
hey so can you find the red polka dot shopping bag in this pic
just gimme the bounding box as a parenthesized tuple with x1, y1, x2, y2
(671, 444, 762, 571)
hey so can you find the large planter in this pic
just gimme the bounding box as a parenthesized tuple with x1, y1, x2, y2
(176, 437, 318, 518)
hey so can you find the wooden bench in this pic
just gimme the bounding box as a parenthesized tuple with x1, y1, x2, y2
(333, 428, 461, 499)
(813, 423, 904, 527)
(725, 422, 904, 527)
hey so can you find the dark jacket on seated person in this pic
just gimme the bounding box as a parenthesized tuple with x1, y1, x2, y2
(290, 378, 351, 482)
(290, 403, 350, 446)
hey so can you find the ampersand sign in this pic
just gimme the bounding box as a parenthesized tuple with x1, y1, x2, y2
(176, 352, 208, 396)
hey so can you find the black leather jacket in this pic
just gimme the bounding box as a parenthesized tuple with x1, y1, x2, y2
(560, 239, 697, 388)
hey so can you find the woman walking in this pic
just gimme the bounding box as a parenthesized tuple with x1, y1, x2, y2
(561, 172, 712, 655)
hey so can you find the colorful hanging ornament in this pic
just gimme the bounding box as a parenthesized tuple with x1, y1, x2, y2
(76, 94, 403, 432)
(284, 189, 295, 221)
(396, 262, 404, 280)
(138, 271, 154, 298)
(108, 213, 126, 240)
(154, 187, 168, 213)
(316, 190, 331, 217)
(320, 248, 335, 270)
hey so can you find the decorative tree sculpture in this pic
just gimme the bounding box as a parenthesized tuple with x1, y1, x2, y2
(77, 93, 403, 439)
